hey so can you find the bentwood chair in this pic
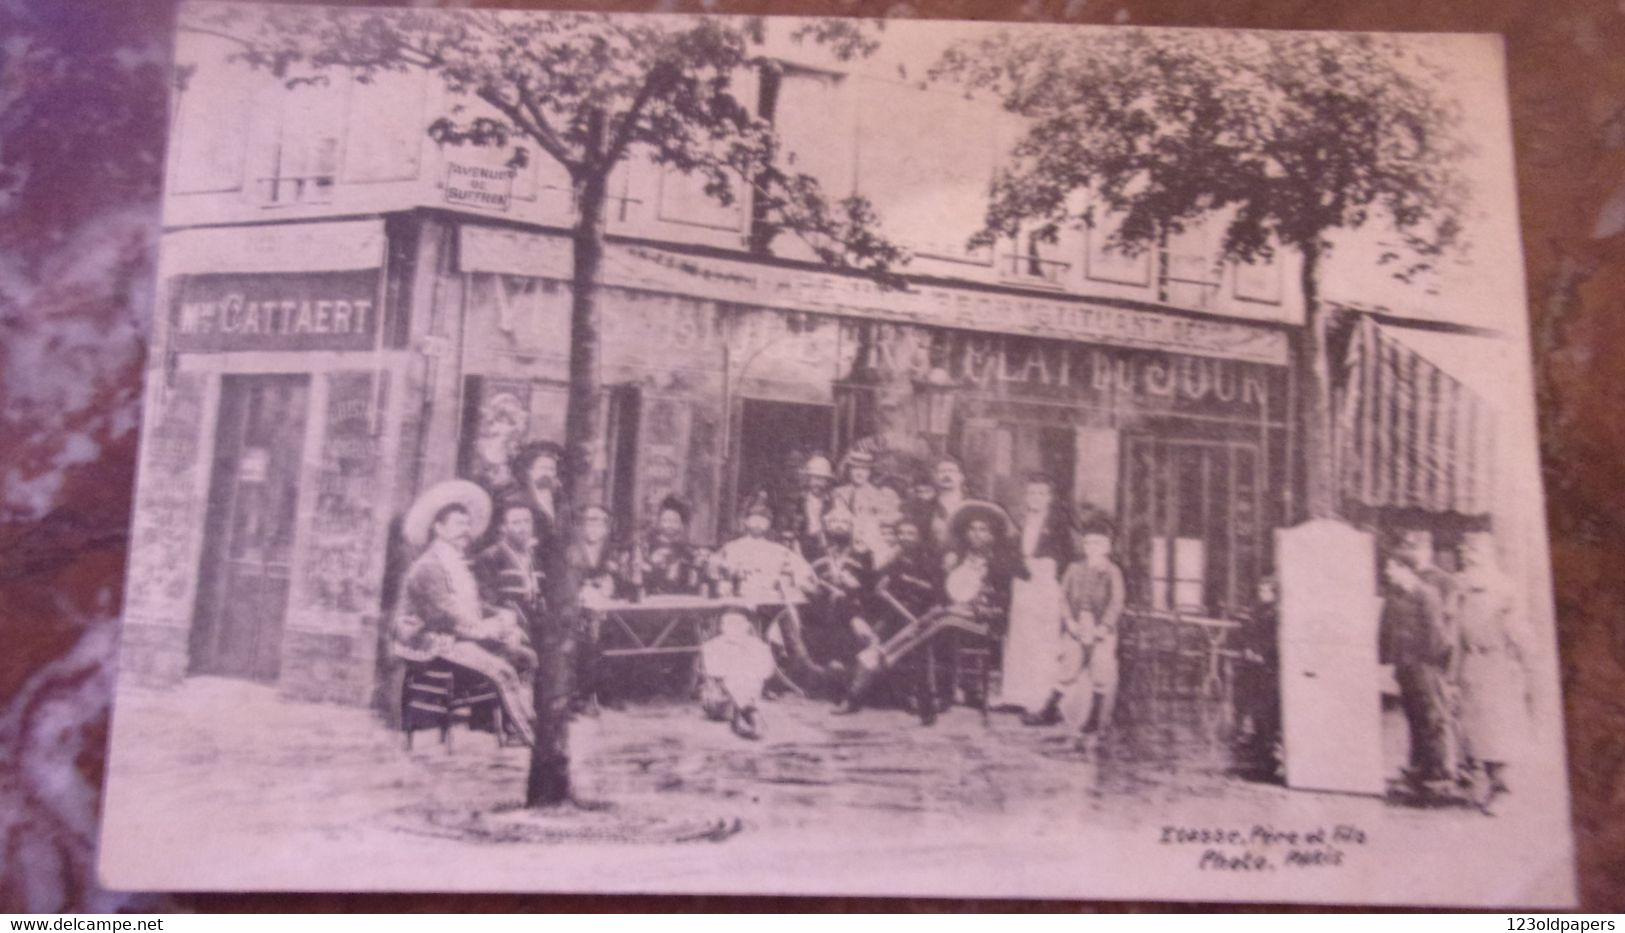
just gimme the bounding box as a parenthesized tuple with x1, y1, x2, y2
(400, 658, 507, 751)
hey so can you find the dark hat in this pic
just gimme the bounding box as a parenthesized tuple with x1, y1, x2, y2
(510, 439, 566, 477)
(740, 489, 774, 520)
(656, 494, 691, 525)
(948, 499, 1013, 545)
(1071, 503, 1116, 539)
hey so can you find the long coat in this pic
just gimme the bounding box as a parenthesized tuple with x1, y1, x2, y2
(1456, 570, 1531, 763)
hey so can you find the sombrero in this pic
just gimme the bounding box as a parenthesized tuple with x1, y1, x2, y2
(403, 479, 492, 549)
(947, 499, 1013, 544)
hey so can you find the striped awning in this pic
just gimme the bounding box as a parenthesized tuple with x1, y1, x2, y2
(1334, 316, 1501, 515)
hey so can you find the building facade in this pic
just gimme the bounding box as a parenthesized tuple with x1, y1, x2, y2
(120, 29, 1311, 705)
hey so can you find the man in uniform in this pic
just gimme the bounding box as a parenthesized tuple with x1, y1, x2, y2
(473, 500, 549, 664)
(807, 505, 877, 675)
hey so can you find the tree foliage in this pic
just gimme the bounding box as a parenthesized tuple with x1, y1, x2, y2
(181, 3, 907, 281)
(933, 27, 1472, 281)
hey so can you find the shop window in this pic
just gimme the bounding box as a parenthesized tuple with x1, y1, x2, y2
(342, 68, 426, 184)
(1122, 435, 1263, 620)
(1149, 536, 1207, 613)
(1233, 247, 1284, 305)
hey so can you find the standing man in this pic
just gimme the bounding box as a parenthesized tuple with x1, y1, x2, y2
(1453, 531, 1531, 813)
(501, 441, 567, 548)
(1381, 545, 1461, 800)
(397, 480, 536, 746)
(927, 457, 969, 551)
(830, 449, 901, 559)
(784, 454, 837, 556)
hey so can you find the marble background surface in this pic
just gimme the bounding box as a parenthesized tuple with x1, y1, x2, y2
(2, 0, 1623, 913)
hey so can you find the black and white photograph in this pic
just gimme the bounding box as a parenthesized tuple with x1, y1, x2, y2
(94, 2, 1577, 906)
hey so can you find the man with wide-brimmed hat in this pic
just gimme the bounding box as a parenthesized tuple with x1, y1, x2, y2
(398, 479, 536, 746)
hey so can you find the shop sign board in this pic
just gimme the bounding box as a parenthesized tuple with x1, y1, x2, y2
(444, 160, 516, 212)
(458, 226, 1292, 366)
(170, 269, 381, 352)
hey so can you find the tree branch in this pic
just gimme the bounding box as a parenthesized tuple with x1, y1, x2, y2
(512, 74, 579, 172)
(603, 61, 674, 169)
(478, 84, 576, 173)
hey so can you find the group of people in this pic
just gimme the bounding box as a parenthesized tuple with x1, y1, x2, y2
(388, 439, 1134, 750)
(681, 449, 1132, 749)
(1379, 528, 1533, 813)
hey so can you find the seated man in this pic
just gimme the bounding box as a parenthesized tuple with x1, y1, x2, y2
(837, 515, 941, 722)
(837, 500, 1022, 722)
(627, 494, 705, 597)
(473, 501, 548, 664)
(398, 479, 536, 746)
(807, 505, 876, 674)
(562, 504, 625, 709)
(698, 608, 777, 740)
(709, 491, 824, 690)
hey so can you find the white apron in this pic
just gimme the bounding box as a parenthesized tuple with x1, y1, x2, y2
(998, 556, 1062, 711)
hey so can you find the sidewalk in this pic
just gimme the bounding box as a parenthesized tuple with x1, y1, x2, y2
(98, 676, 1568, 902)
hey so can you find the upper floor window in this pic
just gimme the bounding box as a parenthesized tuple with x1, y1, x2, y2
(258, 79, 346, 206)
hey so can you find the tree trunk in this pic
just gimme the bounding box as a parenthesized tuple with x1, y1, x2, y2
(1296, 239, 1337, 520)
(525, 167, 609, 808)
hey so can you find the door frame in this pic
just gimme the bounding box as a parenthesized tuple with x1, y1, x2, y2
(188, 372, 314, 681)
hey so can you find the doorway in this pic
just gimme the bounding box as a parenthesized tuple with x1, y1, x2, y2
(190, 374, 311, 682)
(733, 398, 834, 529)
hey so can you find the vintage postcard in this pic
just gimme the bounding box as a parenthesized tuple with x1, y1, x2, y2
(98, 2, 1577, 906)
